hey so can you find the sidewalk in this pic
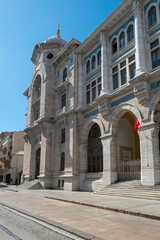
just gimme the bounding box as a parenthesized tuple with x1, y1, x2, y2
(1, 185, 160, 240)
(7, 185, 160, 220)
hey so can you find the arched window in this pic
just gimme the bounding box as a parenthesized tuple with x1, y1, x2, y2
(86, 60, 90, 74)
(112, 38, 117, 54)
(88, 124, 103, 173)
(119, 32, 125, 48)
(35, 148, 41, 179)
(92, 55, 96, 70)
(60, 152, 65, 171)
(37, 81, 41, 98)
(97, 50, 101, 66)
(127, 25, 134, 42)
(63, 68, 67, 82)
(148, 6, 157, 27)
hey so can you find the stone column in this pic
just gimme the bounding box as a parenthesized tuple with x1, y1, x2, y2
(39, 123, 53, 188)
(101, 135, 117, 185)
(79, 142, 87, 187)
(134, 0, 146, 75)
(77, 55, 84, 109)
(100, 31, 109, 94)
(139, 123, 160, 186)
(23, 134, 33, 182)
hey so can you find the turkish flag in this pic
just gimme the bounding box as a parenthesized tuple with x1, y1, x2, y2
(134, 117, 140, 132)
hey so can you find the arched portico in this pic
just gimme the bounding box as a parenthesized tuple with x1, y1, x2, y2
(116, 112, 140, 180)
(79, 117, 105, 190)
(105, 102, 160, 186)
(101, 104, 142, 185)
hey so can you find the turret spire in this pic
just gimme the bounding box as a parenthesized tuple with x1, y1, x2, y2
(57, 24, 60, 37)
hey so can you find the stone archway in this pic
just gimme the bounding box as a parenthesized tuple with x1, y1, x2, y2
(108, 103, 142, 135)
(117, 112, 141, 180)
(88, 124, 103, 173)
(104, 104, 142, 184)
(79, 117, 105, 191)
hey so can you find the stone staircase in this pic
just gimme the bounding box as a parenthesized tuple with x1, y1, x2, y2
(20, 179, 44, 190)
(94, 180, 160, 201)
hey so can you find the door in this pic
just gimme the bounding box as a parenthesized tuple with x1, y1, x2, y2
(35, 148, 41, 179)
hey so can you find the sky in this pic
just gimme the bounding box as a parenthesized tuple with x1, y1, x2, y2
(0, 0, 123, 133)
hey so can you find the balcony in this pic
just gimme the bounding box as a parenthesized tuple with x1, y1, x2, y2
(56, 106, 66, 117)
(56, 77, 70, 92)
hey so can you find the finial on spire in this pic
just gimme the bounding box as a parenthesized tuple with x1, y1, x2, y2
(57, 24, 60, 37)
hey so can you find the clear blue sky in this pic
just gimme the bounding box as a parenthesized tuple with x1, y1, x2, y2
(0, 0, 123, 133)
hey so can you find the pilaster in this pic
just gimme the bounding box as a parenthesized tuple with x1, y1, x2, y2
(101, 135, 117, 185)
(79, 142, 87, 186)
(139, 123, 160, 186)
(100, 31, 109, 94)
(134, 0, 146, 75)
(77, 54, 84, 109)
(39, 122, 53, 188)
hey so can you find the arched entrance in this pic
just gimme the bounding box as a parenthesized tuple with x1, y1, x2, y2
(88, 124, 103, 173)
(35, 148, 41, 179)
(117, 113, 140, 180)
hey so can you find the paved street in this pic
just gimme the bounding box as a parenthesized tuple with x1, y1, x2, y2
(1, 186, 160, 239)
(0, 204, 77, 240)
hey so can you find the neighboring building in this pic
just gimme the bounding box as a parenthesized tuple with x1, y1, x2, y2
(23, 0, 160, 191)
(0, 131, 25, 184)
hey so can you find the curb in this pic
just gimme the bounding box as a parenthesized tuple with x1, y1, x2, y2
(0, 201, 101, 240)
(45, 196, 160, 221)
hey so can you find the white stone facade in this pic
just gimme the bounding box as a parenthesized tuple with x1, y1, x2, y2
(23, 0, 160, 191)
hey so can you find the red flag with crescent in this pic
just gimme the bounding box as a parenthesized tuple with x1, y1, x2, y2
(134, 117, 140, 132)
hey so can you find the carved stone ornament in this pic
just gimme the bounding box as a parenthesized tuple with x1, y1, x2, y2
(134, 81, 149, 103)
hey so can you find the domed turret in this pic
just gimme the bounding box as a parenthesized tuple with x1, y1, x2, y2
(44, 24, 67, 46)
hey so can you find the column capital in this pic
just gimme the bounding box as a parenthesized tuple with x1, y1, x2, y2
(138, 122, 159, 132)
(133, 0, 142, 13)
(100, 31, 108, 43)
(77, 54, 83, 64)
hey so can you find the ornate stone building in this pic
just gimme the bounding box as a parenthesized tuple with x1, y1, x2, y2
(23, 0, 160, 191)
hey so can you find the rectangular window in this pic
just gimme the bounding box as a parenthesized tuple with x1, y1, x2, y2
(57, 70, 60, 79)
(91, 80, 96, 101)
(151, 39, 159, 49)
(85, 77, 102, 104)
(92, 87, 96, 101)
(91, 80, 96, 87)
(151, 49, 160, 69)
(61, 128, 65, 144)
(35, 105, 40, 120)
(112, 66, 118, 90)
(128, 54, 136, 79)
(86, 84, 90, 104)
(61, 93, 66, 108)
(150, 39, 160, 69)
(98, 84, 101, 96)
(97, 77, 101, 96)
(129, 63, 136, 79)
(120, 61, 126, 68)
(129, 55, 135, 63)
(120, 61, 126, 86)
(121, 68, 126, 85)
(113, 73, 118, 89)
(112, 66, 118, 73)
